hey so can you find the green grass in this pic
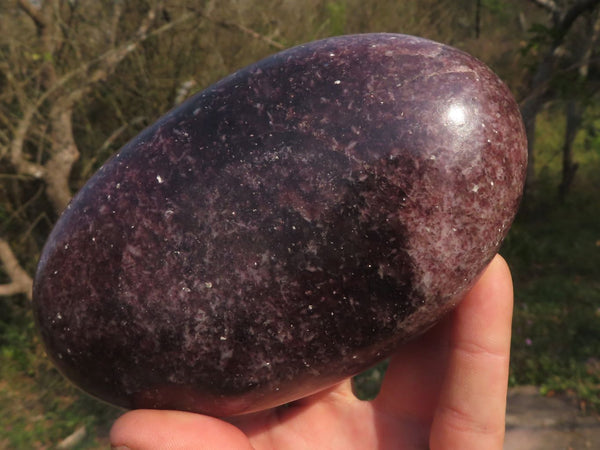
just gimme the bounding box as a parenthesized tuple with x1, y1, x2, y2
(501, 108, 600, 412)
(502, 186, 600, 411)
(0, 302, 121, 449)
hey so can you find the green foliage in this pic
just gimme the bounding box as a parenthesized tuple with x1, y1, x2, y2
(353, 360, 389, 400)
(521, 22, 555, 56)
(532, 107, 600, 186)
(325, 1, 348, 36)
(0, 303, 121, 448)
(502, 161, 600, 412)
(482, 0, 508, 14)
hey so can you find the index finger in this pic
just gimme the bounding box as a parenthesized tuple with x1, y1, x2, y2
(429, 254, 514, 450)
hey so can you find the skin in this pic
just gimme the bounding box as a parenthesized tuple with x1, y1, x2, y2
(110, 254, 513, 450)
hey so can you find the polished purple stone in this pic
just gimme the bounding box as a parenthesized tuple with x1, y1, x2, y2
(32, 33, 527, 417)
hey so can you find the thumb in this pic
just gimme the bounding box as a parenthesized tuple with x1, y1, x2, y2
(110, 409, 254, 450)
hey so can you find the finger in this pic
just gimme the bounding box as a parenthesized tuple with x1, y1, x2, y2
(373, 312, 452, 421)
(294, 378, 356, 406)
(110, 409, 253, 450)
(429, 254, 513, 450)
(230, 379, 375, 449)
(239, 378, 357, 429)
(370, 318, 454, 449)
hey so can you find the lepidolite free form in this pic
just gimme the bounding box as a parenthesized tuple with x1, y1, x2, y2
(33, 34, 527, 417)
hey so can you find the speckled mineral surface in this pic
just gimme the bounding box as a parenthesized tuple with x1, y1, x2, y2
(32, 33, 527, 417)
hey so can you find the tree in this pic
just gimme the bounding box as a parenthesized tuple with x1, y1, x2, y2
(0, 0, 200, 299)
(557, 9, 600, 199)
(521, 0, 600, 196)
(1, 1, 199, 214)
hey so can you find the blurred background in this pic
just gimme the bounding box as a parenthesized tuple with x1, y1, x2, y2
(1, 0, 599, 447)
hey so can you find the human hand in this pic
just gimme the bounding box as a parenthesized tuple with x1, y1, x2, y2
(110, 254, 513, 449)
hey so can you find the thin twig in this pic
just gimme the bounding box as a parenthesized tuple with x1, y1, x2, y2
(7, 11, 196, 181)
(196, 10, 285, 50)
(17, 0, 45, 30)
(530, 0, 559, 14)
(0, 237, 33, 300)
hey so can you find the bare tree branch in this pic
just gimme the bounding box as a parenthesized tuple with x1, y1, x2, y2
(10, 105, 45, 179)
(45, 99, 79, 212)
(7, 8, 196, 213)
(522, 0, 600, 195)
(109, 2, 124, 48)
(0, 237, 33, 300)
(17, 0, 46, 30)
(99, 116, 147, 153)
(78, 115, 147, 181)
(197, 10, 285, 50)
(37, 6, 191, 213)
(530, 0, 600, 29)
(559, 0, 600, 35)
(43, 11, 194, 99)
(137, 1, 159, 38)
(221, 20, 285, 50)
(531, 0, 559, 14)
(56, 425, 86, 449)
(558, 9, 600, 199)
(579, 9, 600, 78)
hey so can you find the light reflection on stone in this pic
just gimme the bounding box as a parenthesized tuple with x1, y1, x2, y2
(447, 103, 467, 126)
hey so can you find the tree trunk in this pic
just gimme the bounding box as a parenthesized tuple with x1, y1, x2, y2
(557, 8, 600, 200)
(475, 0, 482, 38)
(45, 98, 80, 213)
(520, 98, 540, 198)
(519, 56, 554, 198)
(558, 100, 581, 200)
(521, 0, 600, 199)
